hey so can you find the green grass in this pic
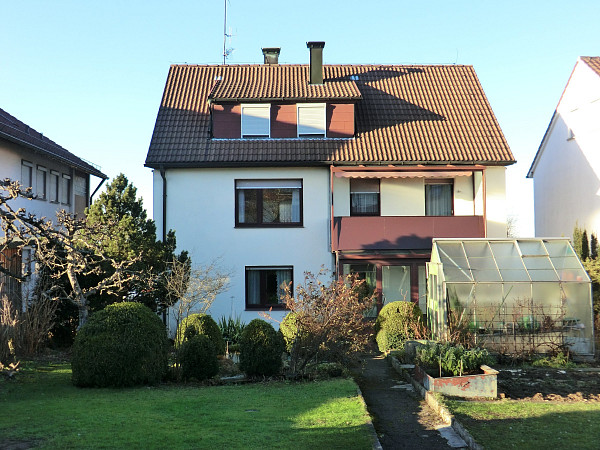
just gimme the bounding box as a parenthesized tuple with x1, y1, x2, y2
(444, 398, 600, 449)
(1, 361, 373, 449)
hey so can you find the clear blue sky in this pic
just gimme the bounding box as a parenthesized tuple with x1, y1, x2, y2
(2, 0, 599, 235)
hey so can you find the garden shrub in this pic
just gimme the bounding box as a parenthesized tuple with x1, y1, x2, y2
(415, 342, 495, 377)
(375, 301, 424, 352)
(179, 334, 219, 381)
(239, 319, 284, 377)
(217, 315, 246, 347)
(280, 312, 300, 353)
(176, 313, 225, 355)
(71, 302, 168, 387)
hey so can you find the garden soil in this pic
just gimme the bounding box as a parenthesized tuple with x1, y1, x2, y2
(352, 354, 461, 449)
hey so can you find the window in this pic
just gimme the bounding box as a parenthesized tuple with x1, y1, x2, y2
(60, 174, 71, 205)
(297, 103, 326, 137)
(245, 266, 292, 309)
(36, 166, 47, 200)
(236, 180, 302, 226)
(241, 104, 270, 138)
(21, 160, 33, 189)
(425, 180, 453, 216)
(350, 178, 380, 216)
(49, 171, 60, 202)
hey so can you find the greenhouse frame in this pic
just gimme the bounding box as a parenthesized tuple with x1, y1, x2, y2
(427, 238, 594, 356)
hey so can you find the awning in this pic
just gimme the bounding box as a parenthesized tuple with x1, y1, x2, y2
(334, 171, 473, 179)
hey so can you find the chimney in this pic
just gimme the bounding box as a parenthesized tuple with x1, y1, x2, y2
(307, 41, 325, 85)
(262, 47, 281, 65)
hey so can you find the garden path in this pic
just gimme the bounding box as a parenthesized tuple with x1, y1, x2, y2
(353, 354, 467, 449)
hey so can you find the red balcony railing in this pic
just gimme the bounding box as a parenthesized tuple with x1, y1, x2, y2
(332, 215, 485, 251)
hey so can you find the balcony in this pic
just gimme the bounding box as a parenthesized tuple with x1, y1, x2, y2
(332, 215, 485, 251)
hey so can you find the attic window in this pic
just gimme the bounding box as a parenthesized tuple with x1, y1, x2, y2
(241, 104, 270, 138)
(297, 103, 326, 137)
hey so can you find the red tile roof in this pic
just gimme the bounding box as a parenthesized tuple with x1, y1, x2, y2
(581, 56, 600, 77)
(146, 64, 514, 167)
(0, 108, 106, 178)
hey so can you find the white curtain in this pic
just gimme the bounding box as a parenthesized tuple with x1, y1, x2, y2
(426, 184, 452, 216)
(247, 270, 261, 305)
(276, 269, 292, 302)
(238, 190, 246, 223)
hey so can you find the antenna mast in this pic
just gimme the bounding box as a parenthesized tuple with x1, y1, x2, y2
(223, 0, 227, 64)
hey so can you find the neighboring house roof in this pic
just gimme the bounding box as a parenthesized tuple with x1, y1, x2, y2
(146, 64, 514, 168)
(0, 107, 107, 179)
(581, 56, 600, 76)
(527, 56, 600, 178)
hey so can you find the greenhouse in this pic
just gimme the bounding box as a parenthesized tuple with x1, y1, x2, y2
(427, 238, 594, 356)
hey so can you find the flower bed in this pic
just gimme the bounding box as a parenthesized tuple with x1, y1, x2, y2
(414, 364, 498, 398)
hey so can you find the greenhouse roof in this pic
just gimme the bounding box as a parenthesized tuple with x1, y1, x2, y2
(431, 238, 590, 283)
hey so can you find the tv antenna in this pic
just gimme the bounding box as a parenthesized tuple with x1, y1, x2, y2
(223, 0, 235, 64)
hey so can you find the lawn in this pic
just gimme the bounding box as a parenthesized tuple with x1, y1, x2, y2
(1, 360, 373, 449)
(444, 398, 600, 449)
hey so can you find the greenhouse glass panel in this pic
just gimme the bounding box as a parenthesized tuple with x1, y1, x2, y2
(489, 241, 520, 258)
(467, 256, 498, 270)
(382, 265, 411, 304)
(498, 268, 531, 282)
(472, 269, 502, 282)
(531, 282, 561, 308)
(527, 269, 559, 282)
(522, 256, 554, 270)
(463, 241, 492, 258)
(495, 256, 527, 270)
(544, 240, 576, 258)
(518, 240, 547, 256)
(442, 267, 473, 282)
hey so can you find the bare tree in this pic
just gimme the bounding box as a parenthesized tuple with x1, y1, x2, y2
(0, 179, 139, 328)
(164, 257, 230, 337)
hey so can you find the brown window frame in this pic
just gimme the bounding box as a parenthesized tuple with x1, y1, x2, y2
(425, 179, 454, 216)
(350, 178, 380, 216)
(245, 266, 293, 310)
(235, 179, 303, 228)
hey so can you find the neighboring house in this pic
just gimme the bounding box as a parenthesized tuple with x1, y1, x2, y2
(145, 42, 514, 330)
(0, 107, 107, 308)
(528, 56, 600, 239)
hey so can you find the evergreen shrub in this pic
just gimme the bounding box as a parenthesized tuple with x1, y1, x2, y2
(280, 312, 300, 353)
(176, 313, 225, 355)
(239, 319, 284, 377)
(179, 334, 219, 381)
(375, 301, 423, 352)
(71, 302, 168, 387)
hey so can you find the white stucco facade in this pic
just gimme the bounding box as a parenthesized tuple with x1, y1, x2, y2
(153, 166, 333, 333)
(529, 58, 600, 239)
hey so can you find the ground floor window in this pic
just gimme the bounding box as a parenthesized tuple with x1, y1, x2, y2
(342, 260, 427, 316)
(245, 266, 292, 309)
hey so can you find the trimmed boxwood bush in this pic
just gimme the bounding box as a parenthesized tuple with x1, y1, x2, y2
(239, 319, 284, 377)
(280, 312, 300, 353)
(179, 334, 219, 381)
(71, 302, 168, 388)
(375, 301, 423, 352)
(176, 313, 225, 355)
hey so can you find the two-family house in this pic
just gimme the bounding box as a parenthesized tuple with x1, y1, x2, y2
(528, 57, 600, 239)
(0, 107, 107, 307)
(145, 42, 514, 330)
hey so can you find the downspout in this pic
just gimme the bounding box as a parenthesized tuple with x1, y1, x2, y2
(159, 166, 167, 243)
(159, 166, 167, 326)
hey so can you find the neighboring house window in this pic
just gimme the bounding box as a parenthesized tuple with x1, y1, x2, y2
(21, 160, 33, 189)
(245, 266, 292, 309)
(49, 171, 60, 202)
(241, 104, 270, 138)
(425, 180, 453, 216)
(350, 178, 380, 216)
(36, 166, 47, 200)
(236, 180, 302, 226)
(60, 174, 71, 205)
(297, 103, 326, 137)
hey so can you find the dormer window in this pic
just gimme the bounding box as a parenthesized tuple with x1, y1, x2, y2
(297, 103, 326, 137)
(241, 104, 270, 138)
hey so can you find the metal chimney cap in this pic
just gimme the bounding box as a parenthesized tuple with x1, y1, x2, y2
(307, 41, 325, 49)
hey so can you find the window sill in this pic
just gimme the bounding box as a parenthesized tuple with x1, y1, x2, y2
(245, 305, 288, 311)
(236, 224, 304, 228)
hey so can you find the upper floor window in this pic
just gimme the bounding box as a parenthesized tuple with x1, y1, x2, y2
(36, 166, 47, 200)
(297, 103, 326, 137)
(236, 179, 302, 227)
(425, 180, 453, 216)
(60, 174, 71, 205)
(21, 160, 33, 190)
(350, 178, 380, 216)
(241, 104, 270, 138)
(49, 171, 60, 203)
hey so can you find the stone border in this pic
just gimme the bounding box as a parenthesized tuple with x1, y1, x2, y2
(389, 356, 483, 450)
(356, 386, 384, 450)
